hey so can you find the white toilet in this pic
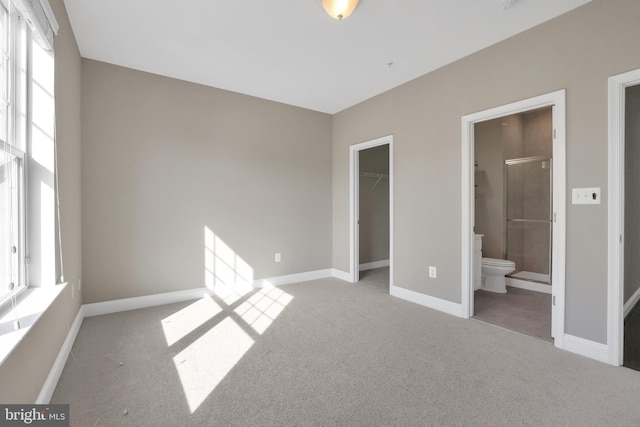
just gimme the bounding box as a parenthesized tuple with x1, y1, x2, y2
(481, 258, 516, 293)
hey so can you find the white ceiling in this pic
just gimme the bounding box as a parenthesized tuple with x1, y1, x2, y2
(63, 0, 591, 114)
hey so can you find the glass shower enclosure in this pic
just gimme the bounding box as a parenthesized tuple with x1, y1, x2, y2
(504, 156, 552, 284)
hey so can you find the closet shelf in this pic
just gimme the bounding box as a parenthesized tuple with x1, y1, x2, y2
(360, 172, 388, 191)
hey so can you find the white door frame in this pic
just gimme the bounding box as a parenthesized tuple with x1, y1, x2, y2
(461, 90, 566, 348)
(349, 135, 394, 289)
(607, 68, 640, 366)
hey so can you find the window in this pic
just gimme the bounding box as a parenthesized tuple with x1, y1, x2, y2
(0, 0, 31, 306)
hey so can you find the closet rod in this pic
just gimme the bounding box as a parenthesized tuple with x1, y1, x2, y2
(360, 171, 388, 191)
(360, 172, 388, 178)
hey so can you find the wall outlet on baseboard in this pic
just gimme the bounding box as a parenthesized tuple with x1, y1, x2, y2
(275, 253, 281, 263)
(429, 266, 437, 279)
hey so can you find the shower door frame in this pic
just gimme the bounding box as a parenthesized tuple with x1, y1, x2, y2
(461, 89, 566, 349)
(504, 155, 553, 284)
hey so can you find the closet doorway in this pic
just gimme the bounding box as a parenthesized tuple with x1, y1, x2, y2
(349, 135, 394, 291)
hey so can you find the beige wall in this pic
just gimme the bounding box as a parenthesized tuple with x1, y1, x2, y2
(81, 60, 333, 303)
(624, 84, 640, 302)
(333, 0, 640, 344)
(0, 0, 83, 403)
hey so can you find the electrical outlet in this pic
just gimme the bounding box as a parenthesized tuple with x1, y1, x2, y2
(429, 266, 437, 279)
(275, 253, 281, 263)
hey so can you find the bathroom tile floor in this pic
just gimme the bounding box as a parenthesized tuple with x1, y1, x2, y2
(473, 286, 552, 342)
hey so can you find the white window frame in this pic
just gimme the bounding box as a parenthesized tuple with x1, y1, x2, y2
(0, 0, 29, 309)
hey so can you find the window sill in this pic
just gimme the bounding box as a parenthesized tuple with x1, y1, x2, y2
(0, 283, 67, 365)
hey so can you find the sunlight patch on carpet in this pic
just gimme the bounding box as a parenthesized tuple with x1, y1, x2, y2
(161, 296, 223, 346)
(173, 317, 254, 412)
(234, 286, 293, 334)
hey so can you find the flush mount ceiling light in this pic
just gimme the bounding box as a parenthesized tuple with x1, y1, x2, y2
(322, 0, 360, 20)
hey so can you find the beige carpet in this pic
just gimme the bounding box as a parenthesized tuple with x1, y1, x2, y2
(52, 268, 640, 426)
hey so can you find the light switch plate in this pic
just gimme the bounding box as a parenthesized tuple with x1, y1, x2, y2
(572, 187, 601, 205)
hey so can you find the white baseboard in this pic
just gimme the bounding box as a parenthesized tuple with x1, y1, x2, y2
(332, 269, 352, 282)
(256, 269, 333, 287)
(506, 278, 552, 294)
(36, 306, 85, 404)
(624, 286, 640, 318)
(390, 285, 465, 318)
(85, 270, 336, 318)
(83, 288, 211, 318)
(359, 259, 390, 271)
(563, 334, 609, 364)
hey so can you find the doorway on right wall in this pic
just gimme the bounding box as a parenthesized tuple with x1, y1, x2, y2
(623, 84, 640, 370)
(608, 68, 640, 367)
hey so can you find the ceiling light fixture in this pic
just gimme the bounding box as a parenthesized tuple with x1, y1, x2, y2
(322, 0, 360, 20)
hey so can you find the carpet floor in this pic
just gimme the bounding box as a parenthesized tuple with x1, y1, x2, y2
(52, 269, 640, 426)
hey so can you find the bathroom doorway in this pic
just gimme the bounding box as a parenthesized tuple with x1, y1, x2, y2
(461, 90, 566, 349)
(349, 135, 394, 292)
(474, 109, 553, 340)
(607, 68, 640, 367)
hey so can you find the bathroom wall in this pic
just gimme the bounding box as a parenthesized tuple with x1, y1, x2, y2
(523, 109, 553, 158)
(474, 118, 506, 259)
(359, 145, 390, 265)
(475, 114, 526, 259)
(474, 108, 552, 275)
(624, 84, 640, 303)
